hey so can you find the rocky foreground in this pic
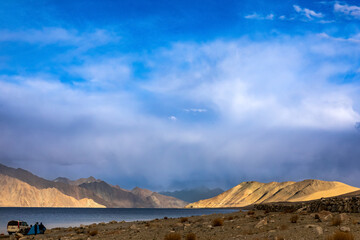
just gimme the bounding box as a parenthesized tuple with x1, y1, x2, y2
(3, 209, 360, 240)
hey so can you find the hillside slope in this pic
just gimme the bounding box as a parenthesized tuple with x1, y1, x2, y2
(0, 164, 109, 206)
(0, 174, 105, 207)
(186, 180, 359, 208)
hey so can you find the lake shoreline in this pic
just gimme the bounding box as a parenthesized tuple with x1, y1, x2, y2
(2, 209, 360, 239)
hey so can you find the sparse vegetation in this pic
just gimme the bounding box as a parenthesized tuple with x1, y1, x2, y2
(212, 218, 224, 227)
(164, 216, 168, 220)
(290, 215, 299, 223)
(88, 229, 98, 236)
(164, 232, 181, 240)
(227, 216, 234, 220)
(332, 216, 342, 226)
(186, 232, 197, 240)
(180, 217, 189, 223)
(326, 231, 354, 240)
(247, 210, 255, 215)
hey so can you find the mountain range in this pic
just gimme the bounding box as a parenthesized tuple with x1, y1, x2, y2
(0, 164, 187, 208)
(160, 187, 224, 203)
(2, 163, 360, 208)
(186, 180, 359, 208)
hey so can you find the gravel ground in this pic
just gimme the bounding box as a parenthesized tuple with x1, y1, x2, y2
(2, 210, 360, 240)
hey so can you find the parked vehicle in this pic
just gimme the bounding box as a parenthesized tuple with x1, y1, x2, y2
(7, 220, 30, 235)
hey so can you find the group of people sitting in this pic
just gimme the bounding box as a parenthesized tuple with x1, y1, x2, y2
(27, 222, 46, 235)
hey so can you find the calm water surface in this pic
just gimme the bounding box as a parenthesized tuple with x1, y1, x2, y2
(0, 208, 237, 234)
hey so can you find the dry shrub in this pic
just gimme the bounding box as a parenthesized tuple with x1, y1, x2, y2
(164, 232, 181, 240)
(264, 210, 270, 214)
(332, 216, 342, 226)
(290, 215, 299, 223)
(180, 217, 189, 223)
(212, 218, 224, 227)
(326, 231, 354, 240)
(315, 214, 320, 220)
(186, 232, 197, 240)
(283, 208, 295, 214)
(247, 210, 255, 215)
(88, 229, 98, 236)
(164, 216, 168, 220)
(227, 216, 234, 220)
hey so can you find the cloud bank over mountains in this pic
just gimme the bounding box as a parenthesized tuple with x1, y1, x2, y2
(0, 0, 360, 190)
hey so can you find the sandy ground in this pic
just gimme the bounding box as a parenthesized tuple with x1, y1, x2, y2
(2, 210, 360, 240)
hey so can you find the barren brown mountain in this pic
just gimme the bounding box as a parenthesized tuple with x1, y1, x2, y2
(0, 174, 105, 207)
(186, 179, 359, 208)
(0, 164, 187, 208)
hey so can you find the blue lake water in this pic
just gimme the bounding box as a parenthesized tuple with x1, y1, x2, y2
(0, 208, 237, 234)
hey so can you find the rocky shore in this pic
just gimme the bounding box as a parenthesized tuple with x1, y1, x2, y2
(2, 209, 360, 240)
(254, 196, 360, 213)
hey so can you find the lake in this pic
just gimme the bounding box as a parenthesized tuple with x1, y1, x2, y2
(0, 208, 238, 234)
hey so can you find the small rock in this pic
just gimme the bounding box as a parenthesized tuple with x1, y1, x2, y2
(130, 224, 137, 230)
(296, 207, 306, 213)
(315, 226, 323, 235)
(255, 217, 268, 229)
(339, 213, 349, 222)
(340, 226, 351, 232)
(323, 214, 333, 221)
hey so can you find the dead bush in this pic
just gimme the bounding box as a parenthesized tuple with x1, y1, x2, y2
(326, 231, 354, 240)
(88, 229, 98, 236)
(180, 217, 189, 223)
(247, 210, 255, 215)
(290, 215, 299, 223)
(212, 218, 224, 227)
(227, 216, 234, 220)
(186, 232, 197, 240)
(164, 216, 168, 220)
(332, 216, 342, 226)
(164, 232, 181, 240)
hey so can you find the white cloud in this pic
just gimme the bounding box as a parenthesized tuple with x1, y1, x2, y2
(318, 33, 360, 44)
(145, 37, 360, 130)
(244, 13, 274, 20)
(184, 108, 207, 113)
(293, 5, 324, 19)
(168, 116, 177, 121)
(334, 2, 360, 19)
(0, 28, 120, 48)
(69, 58, 131, 85)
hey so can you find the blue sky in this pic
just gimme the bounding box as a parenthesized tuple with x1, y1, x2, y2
(1, 0, 360, 190)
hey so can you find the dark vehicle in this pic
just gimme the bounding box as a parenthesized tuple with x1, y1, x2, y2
(7, 220, 30, 235)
